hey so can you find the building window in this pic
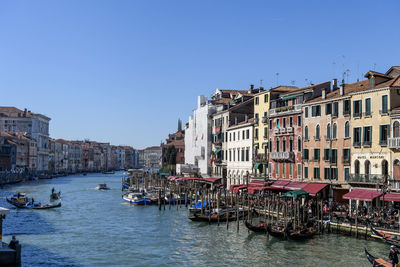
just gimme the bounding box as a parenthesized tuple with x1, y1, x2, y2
(345, 121, 350, 138)
(241, 149, 244, 161)
(282, 138, 286, 152)
(289, 117, 293, 127)
(277, 119, 280, 128)
(353, 127, 361, 147)
(303, 149, 309, 160)
(363, 126, 372, 146)
(304, 166, 308, 179)
(353, 100, 362, 117)
(229, 150, 231, 161)
(264, 94, 268, 103)
(304, 126, 309, 140)
(313, 167, 320, 179)
(315, 125, 320, 140)
(305, 107, 309, 118)
(313, 149, 320, 161)
(333, 102, 339, 117)
(380, 125, 390, 146)
(255, 97, 259, 105)
(343, 149, 350, 164)
(298, 116, 301, 126)
(289, 163, 293, 178)
(333, 123, 337, 139)
(365, 160, 371, 176)
(283, 163, 286, 177)
(327, 123, 331, 139)
(254, 129, 258, 140)
(269, 138, 272, 153)
(276, 163, 279, 177)
(269, 120, 272, 129)
(276, 138, 280, 152)
(283, 118, 286, 128)
(365, 98, 371, 116)
(326, 103, 332, 115)
(312, 105, 321, 117)
(246, 148, 249, 161)
(382, 95, 388, 114)
(330, 149, 337, 164)
(323, 149, 330, 161)
(297, 137, 301, 152)
(344, 168, 350, 180)
(344, 100, 351, 115)
(394, 121, 400, 137)
(264, 127, 268, 138)
(289, 137, 293, 151)
(297, 164, 302, 179)
(324, 168, 331, 180)
(355, 160, 360, 175)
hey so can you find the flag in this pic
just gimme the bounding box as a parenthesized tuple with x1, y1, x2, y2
(210, 151, 215, 165)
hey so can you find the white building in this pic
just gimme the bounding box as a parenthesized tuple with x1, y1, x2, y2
(226, 119, 254, 189)
(185, 95, 216, 177)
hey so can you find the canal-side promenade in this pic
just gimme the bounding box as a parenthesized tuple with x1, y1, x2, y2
(0, 172, 390, 266)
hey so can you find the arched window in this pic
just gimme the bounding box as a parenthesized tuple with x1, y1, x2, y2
(382, 160, 389, 178)
(298, 137, 302, 152)
(355, 160, 360, 175)
(282, 138, 286, 152)
(305, 126, 309, 140)
(333, 123, 337, 139)
(365, 160, 370, 176)
(269, 138, 272, 152)
(276, 138, 280, 152)
(394, 159, 400, 180)
(289, 136, 293, 151)
(316, 125, 320, 140)
(327, 123, 331, 139)
(394, 121, 400, 138)
(345, 121, 350, 138)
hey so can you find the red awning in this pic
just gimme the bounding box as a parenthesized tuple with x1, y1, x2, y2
(284, 181, 307, 191)
(302, 183, 329, 196)
(233, 185, 247, 193)
(342, 189, 382, 201)
(201, 177, 221, 183)
(380, 193, 400, 202)
(230, 184, 246, 191)
(270, 180, 291, 189)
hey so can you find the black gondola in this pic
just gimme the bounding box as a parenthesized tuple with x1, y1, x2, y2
(365, 248, 391, 267)
(7, 197, 62, 209)
(244, 220, 267, 233)
(266, 224, 286, 238)
(287, 227, 316, 240)
(371, 227, 400, 248)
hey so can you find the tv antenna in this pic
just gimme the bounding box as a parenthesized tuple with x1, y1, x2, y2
(374, 63, 376, 71)
(290, 80, 296, 85)
(260, 79, 263, 86)
(276, 73, 279, 86)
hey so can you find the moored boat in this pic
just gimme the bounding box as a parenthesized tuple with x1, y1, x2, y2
(245, 220, 267, 233)
(371, 227, 400, 248)
(96, 184, 110, 190)
(287, 226, 316, 240)
(7, 194, 62, 209)
(50, 188, 61, 201)
(122, 192, 152, 205)
(267, 224, 287, 238)
(365, 248, 391, 267)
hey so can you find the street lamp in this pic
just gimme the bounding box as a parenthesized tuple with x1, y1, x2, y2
(382, 183, 388, 220)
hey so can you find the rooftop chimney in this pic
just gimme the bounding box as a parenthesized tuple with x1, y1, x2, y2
(235, 117, 238, 125)
(332, 79, 338, 90)
(245, 115, 248, 122)
(322, 89, 326, 100)
(248, 84, 254, 94)
(340, 84, 344, 96)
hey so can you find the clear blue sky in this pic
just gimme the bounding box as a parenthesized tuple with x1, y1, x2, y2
(0, 0, 399, 148)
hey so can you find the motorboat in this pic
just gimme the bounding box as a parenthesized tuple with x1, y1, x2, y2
(96, 184, 110, 190)
(122, 192, 151, 205)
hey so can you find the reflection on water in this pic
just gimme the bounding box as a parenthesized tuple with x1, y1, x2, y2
(0, 173, 390, 266)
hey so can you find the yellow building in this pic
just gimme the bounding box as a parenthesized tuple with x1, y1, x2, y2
(349, 67, 400, 187)
(253, 86, 297, 177)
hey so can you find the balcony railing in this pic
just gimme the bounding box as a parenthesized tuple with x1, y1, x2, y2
(274, 128, 280, 134)
(269, 104, 302, 116)
(254, 117, 259, 124)
(280, 128, 286, 133)
(345, 174, 390, 184)
(254, 153, 268, 163)
(380, 140, 388, 147)
(270, 151, 294, 161)
(262, 117, 268, 124)
(388, 137, 400, 149)
(286, 127, 293, 133)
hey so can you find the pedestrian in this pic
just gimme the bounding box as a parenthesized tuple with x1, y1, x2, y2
(8, 236, 18, 250)
(389, 245, 399, 267)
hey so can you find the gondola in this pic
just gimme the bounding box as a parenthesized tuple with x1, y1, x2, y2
(7, 197, 62, 209)
(365, 248, 391, 267)
(244, 220, 267, 233)
(287, 227, 316, 240)
(188, 211, 243, 222)
(266, 224, 286, 238)
(371, 227, 400, 248)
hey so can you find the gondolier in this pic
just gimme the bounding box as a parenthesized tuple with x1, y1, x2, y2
(389, 245, 399, 267)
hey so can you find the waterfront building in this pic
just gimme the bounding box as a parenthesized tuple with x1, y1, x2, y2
(137, 149, 145, 168)
(68, 141, 82, 173)
(185, 95, 217, 177)
(0, 132, 37, 172)
(226, 118, 254, 188)
(124, 146, 135, 169)
(269, 83, 329, 180)
(252, 87, 287, 178)
(348, 67, 400, 190)
(144, 146, 162, 169)
(210, 86, 260, 183)
(0, 107, 50, 172)
(162, 119, 185, 173)
(55, 139, 69, 173)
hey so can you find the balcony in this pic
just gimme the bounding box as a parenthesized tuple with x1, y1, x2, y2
(279, 128, 286, 134)
(270, 151, 294, 162)
(214, 158, 222, 164)
(269, 104, 302, 117)
(253, 153, 268, 163)
(262, 117, 268, 124)
(286, 127, 293, 133)
(345, 174, 389, 184)
(254, 117, 259, 124)
(274, 128, 280, 134)
(388, 137, 400, 149)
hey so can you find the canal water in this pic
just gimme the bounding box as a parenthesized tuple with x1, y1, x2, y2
(0, 172, 390, 266)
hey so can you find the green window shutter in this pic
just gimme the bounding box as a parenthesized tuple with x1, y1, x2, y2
(366, 99, 371, 114)
(383, 95, 388, 113)
(360, 100, 362, 115)
(353, 101, 356, 116)
(380, 125, 383, 143)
